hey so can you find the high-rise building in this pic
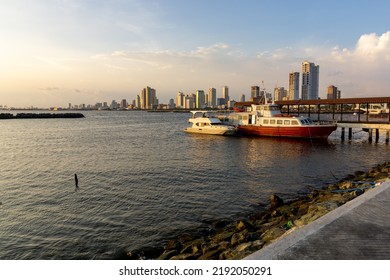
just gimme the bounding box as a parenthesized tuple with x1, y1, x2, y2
(240, 94, 245, 102)
(222, 86, 229, 103)
(274, 87, 288, 101)
(251, 86, 260, 100)
(327, 85, 341, 99)
(195, 90, 205, 109)
(208, 87, 216, 108)
(176, 91, 184, 108)
(289, 72, 300, 100)
(301, 61, 319, 100)
(140, 86, 157, 109)
(120, 99, 127, 109)
(185, 94, 195, 109)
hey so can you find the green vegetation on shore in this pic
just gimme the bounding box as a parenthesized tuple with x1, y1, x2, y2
(124, 161, 390, 260)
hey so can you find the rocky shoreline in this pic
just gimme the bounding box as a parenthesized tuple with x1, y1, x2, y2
(124, 161, 390, 260)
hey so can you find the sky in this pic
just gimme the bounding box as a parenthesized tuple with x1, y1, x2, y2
(1, 0, 390, 108)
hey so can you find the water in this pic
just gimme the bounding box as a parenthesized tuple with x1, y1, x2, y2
(0, 111, 389, 259)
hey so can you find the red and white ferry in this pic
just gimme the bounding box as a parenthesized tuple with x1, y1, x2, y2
(222, 104, 337, 139)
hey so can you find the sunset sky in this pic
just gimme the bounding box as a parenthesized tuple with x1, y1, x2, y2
(1, 0, 390, 107)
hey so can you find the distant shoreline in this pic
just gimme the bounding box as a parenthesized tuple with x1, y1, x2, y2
(0, 113, 85, 119)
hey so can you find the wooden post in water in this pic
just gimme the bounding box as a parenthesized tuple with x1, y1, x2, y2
(386, 130, 390, 144)
(348, 128, 352, 140)
(341, 127, 345, 141)
(75, 174, 79, 188)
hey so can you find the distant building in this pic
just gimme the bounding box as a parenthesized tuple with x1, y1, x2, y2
(240, 94, 245, 102)
(176, 91, 184, 108)
(274, 87, 288, 101)
(120, 99, 127, 109)
(327, 85, 341, 99)
(135, 95, 141, 108)
(185, 94, 195, 109)
(196, 90, 205, 109)
(110, 100, 118, 110)
(140, 86, 157, 109)
(301, 60, 319, 100)
(168, 98, 175, 109)
(222, 86, 229, 104)
(289, 71, 300, 100)
(208, 87, 216, 108)
(251, 86, 260, 100)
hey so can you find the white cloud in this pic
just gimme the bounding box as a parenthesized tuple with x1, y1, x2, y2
(332, 31, 390, 62)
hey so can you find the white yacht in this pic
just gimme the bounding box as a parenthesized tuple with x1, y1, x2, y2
(184, 111, 236, 136)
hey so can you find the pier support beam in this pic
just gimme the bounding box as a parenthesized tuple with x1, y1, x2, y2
(375, 129, 380, 143)
(348, 128, 353, 140)
(386, 130, 389, 144)
(341, 127, 345, 141)
(368, 129, 373, 143)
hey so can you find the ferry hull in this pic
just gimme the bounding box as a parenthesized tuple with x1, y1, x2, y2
(238, 124, 337, 139)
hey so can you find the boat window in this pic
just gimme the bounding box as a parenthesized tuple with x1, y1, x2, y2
(291, 120, 299, 125)
(284, 120, 290, 125)
(263, 119, 269, 124)
(270, 119, 276, 125)
(277, 120, 282, 125)
(196, 122, 200, 126)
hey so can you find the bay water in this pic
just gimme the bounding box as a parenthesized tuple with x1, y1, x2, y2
(0, 111, 389, 259)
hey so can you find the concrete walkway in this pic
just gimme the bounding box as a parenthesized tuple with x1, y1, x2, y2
(245, 180, 390, 260)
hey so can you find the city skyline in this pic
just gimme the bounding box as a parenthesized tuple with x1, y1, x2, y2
(1, 0, 390, 108)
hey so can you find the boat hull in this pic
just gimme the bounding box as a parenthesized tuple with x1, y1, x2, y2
(184, 127, 236, 136)
(237, 124, 337, 139)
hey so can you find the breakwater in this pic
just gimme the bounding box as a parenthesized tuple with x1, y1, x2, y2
(0, 112, 85, 119)
(125, 161, 390, 260)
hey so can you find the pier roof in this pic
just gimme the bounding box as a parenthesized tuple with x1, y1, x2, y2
(234, 97, 390, 108)
(276, 97, 390, 106)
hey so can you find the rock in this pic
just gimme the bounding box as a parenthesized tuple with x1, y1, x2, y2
(269, 194, 284, 211)
(198, 249, 221, 260)
(374, 172, 389, 181)
(261, 227, 286, 243)
(164, 239, 182, 252)
(211, 220, 229, 231)
(236, 220, 254, 231)
(338, 181, 354, 190)
(178, 233, 194, 244)
(211, 231, 234, 243)
(127, 246, 164, 260)
(170, 253, 197, 260)
(157, 250, 179, 260)
(231, 232, 248, 246)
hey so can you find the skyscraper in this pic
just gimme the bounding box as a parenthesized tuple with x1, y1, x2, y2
(176, 91, 184, 108)
(222, 86, 229, 104)
(196, 90, 205, 109)
(208, 87, 216, 108)
(301, 61, 319, 100)
(289, 72, 300, 100)
(327, 85, 341, 99)
(141, 86, 157, 109)
(251, 86, 260, 100)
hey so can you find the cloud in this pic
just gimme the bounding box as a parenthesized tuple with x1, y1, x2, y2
(38, 87, 60, 91)
(332, 31, 390, 62)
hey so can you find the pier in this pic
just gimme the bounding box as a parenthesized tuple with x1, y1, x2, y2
(245, 180, 390, 260)
(275, 97, 390, 143)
